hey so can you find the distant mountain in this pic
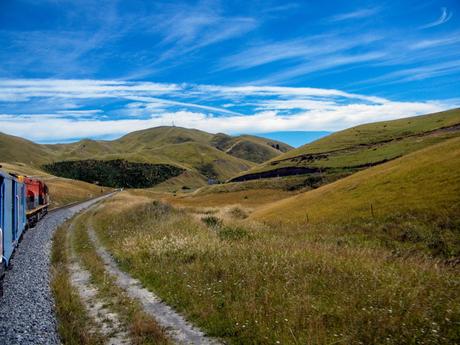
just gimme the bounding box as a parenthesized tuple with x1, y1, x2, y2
(257, 131, 331, 147)
(0, 126, 293, 187)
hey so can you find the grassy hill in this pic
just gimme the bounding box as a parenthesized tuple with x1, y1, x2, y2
(210, 133, 291, 163)
(231, 108, 460, 186)
(0, 132, 53, 166)
(252, 136, 460, 257)
(0, 126, 291, 187)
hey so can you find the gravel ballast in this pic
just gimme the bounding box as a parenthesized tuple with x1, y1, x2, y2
(0, 194, 115, 345)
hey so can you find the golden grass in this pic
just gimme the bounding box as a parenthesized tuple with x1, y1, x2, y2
(46, 178, 111, 208)
(89, 194, 460, 344)
(165, 188, 295, 208)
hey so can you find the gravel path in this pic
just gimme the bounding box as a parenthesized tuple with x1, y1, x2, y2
(0, 193, 115, 345)
(87, 223, 222, 345)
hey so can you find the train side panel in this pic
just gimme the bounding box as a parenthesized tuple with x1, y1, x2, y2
(1, 177, 14, 266)
(0, 173, 27, 268)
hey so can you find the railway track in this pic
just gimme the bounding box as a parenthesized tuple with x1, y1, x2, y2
(0, 192, 116, 345)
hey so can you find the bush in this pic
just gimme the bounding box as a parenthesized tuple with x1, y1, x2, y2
(218, 226, 249, 241)
(201, 216, 223, 228)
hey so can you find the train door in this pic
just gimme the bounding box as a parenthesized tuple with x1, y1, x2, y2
(12, 180, 18, 242)
(17, 183, 26, 238)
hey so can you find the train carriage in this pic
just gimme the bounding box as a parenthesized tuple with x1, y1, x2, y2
(0, 171, 27, 276)
(20, 176, 49, 226)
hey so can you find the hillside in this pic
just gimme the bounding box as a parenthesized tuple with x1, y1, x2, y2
(0, 126, 292, 187)
(231, 108, 460, 185)
(0, 132, 53, 166)
(252, 136, 460, 257)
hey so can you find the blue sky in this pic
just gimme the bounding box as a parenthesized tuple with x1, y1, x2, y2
(0, 0, 459, 145)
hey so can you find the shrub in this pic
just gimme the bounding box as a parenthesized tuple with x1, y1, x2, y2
(201, 216, 223, 228)
(218, 226, 249, 241)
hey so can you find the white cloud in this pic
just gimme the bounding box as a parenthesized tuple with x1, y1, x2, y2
(0, 78, 458, 142)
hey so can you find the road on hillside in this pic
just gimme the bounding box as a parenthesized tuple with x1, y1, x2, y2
(0, 193, 115, 345)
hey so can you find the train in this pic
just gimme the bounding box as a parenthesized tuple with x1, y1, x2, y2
(0, 170, 49, 280)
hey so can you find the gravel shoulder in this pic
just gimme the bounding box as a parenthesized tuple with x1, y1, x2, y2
(0, 193, 115, 345)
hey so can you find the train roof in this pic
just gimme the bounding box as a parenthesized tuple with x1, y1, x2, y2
(0, 169, 22, 182)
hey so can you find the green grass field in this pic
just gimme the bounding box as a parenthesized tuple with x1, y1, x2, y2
(232, 108, 460, 185)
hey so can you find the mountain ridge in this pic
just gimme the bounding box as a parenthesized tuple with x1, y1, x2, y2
(0, 126, 293, 186)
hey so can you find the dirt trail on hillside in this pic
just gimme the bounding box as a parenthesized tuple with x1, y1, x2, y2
(68, 223, 130, 345)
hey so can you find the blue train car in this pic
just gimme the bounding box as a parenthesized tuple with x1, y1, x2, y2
(0, 170, 27, 274)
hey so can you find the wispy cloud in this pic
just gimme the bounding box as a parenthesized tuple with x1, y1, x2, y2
(356, 59, 460, 86)
(409, 33, 460, 49)
(420, 7, 453, 29)
(261, 3, 300, 14)
(251, 51, 386, 85)
(328, 8, 380, 22)
(218, 34, 382, 71)
(122, 1, 258, 79)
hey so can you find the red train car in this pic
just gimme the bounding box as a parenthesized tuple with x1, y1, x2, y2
(17, 176, 49, 226)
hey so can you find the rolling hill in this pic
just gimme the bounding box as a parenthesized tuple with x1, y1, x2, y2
(0, 132, 54, 166)
(252, 136, 460, 257)
(230, 108, 460, 187)
(0, 126, 292, 188)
